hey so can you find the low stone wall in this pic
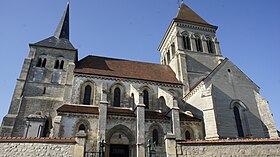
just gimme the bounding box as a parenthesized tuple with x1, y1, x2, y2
(0, 137, 80, 157)
(176, 139, 280, 157)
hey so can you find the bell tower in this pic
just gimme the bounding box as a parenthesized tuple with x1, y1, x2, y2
(158, 3, 223, 95)
(0, 2, 77, 137)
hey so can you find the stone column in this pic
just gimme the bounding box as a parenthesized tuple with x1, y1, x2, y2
(75, 130, 87, 157)
(164, 133, 177, 157)
(98, 85, 108, 151)
(135, 92, 145, 157)
(171, 99, 181, 140)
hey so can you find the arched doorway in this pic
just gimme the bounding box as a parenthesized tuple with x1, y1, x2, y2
(106, 125, 135, 157)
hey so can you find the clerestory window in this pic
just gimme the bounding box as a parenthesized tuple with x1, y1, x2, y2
(83, 85, 92, 105)
(143, 90, 149, 109)
(113, 87, 121, 107)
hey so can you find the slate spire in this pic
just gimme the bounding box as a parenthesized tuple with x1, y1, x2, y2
(54, 2, 70, 39)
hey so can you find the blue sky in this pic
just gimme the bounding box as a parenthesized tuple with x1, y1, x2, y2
(0, 0, 279, 130)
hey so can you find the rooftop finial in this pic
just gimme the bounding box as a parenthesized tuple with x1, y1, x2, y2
(178, 0, 184, 8)
(54, 2, 70, 40)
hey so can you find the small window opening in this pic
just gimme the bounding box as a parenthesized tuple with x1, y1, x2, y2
(183, 36, 191, 50)
(42, 59, 47, 67)
(171, 43, 176, 58)
(166, 50, 171, 64)
(83, 85, 92, 105)
(113, 87, 121, 107)
(43, 87, 46, 94)
(78, 124, 86, 131)
(152, 129, 159, 145)
(42, 119, 50, 137)
(59, 60, 64, 69)
(185, 131, 191, 140)
(228, 69, 231, 73)
(207, 39, 214, 54)
(195, 37, 202, 52)
(54, 60, 60, 69)
(143, 90, 149, 109)
(36, 58, 42, 67)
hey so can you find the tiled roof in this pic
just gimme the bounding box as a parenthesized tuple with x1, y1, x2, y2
(179, 113, 201, 121)
(107, 107, 135, 117)
(177, 138, 280, 144)
(57, 104, 99, 114)
(74, 55, 182, 85)
(145, 110, 170, 120)
(175, 3, 217, 28)
(0, 137, 76, 143)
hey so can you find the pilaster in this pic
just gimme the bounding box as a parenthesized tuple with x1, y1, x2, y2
(135, 92, 145, 157)
(171, 99, 182, 140)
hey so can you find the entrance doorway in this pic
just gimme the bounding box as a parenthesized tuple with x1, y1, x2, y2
(109, 144, 129, 157)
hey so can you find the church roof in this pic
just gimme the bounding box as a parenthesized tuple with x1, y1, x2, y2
(174, 3, 216, 28)
(74, 55, 182, 85)
(32, 2, 75, 50)
(57, 104, 99, 114)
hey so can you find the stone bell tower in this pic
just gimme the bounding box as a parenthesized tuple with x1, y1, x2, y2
(158, 2, 223, 95)
(0, 2, 77, 137)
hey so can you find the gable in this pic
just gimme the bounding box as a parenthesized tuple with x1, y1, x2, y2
(204, 59, 260, 92)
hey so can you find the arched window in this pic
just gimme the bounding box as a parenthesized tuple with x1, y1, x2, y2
(59, 60, 64, 69)
(36, 58, 42, 67)
(183, 35, 191, 50)
(152, 129, 159, 145)
(158, 96, 166, 111)
(78, 124, 86, 131)
(143, 90, 149, 109)
(83, 85, 92, 105)
(54, 59, 64, 69)
(54, 60, 60, 69)
(42, 58, 47, 67)
(171, 43, 175, 58)
(113, 87, 121, 107)
(131, 93, 135, 108)
(185, 131, 191, 140)
(233, 106, 244, 137)
(36, 58, 47, 67)
(206, 39, 214, 54)
(166, 50, 171, 64)
(195, 35, 202, 52)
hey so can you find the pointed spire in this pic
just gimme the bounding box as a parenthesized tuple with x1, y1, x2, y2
(54, 2, 70, 40)
(175, 2, 215, 27)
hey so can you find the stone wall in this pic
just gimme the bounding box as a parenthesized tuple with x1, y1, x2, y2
(0, 137, 83, 157)
(176, 139, 280, 157)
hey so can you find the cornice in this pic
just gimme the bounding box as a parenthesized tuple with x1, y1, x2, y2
(74, 74, 182, 88)
(176, 22, 216, 33)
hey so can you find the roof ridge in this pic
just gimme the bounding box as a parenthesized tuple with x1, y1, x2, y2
(85, 55, 169, 66)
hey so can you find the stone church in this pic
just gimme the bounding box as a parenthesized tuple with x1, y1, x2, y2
(0, 2, 278, 157)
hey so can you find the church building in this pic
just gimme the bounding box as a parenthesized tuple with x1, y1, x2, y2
(0, 2, 278, 157)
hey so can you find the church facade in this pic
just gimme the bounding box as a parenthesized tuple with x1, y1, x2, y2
(0, 2, 278, 157)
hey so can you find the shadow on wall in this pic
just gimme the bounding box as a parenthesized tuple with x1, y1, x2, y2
(212, 85, 270, 139)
